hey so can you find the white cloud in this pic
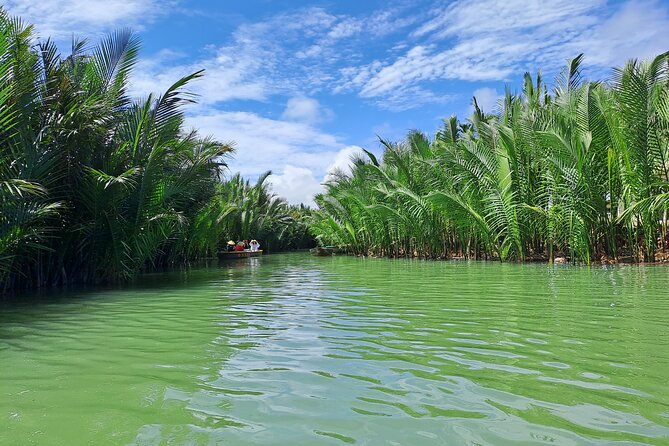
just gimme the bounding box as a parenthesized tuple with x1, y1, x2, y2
(324, 145, 365, 181)
(281, 97, 333, 124)
(129, 6, 369, 103)
(267, 146, 366, 205)
(470, 87, 502, 114)
(184, 109, 374, 204)
(358, 46, 433, 97)
(327, 18, 363, 39)
(128, 5, 422, 108)
(3, 0, 172, 38)
(339, 0, 669, 109)
(187, 110, 340, 176)
(184, 109, 361, 204)
(8, 0, 669, 115)
(267, 166, 323, 206)
(130, 46, 268, 104)
(572, 0, 669, 67)
(412, 0, 601, 41)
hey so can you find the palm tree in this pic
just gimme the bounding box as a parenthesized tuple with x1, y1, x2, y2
(614, 53, 669, 261)
(311, 52, 669, 265)
(0, 10, 234, 289)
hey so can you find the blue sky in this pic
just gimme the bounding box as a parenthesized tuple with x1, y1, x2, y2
(5, 0, 669, 204)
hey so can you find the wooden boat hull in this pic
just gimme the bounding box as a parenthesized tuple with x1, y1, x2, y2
(218, 250, 263, 260)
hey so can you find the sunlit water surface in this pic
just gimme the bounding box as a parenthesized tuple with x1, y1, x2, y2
(1, 253, 669, 445)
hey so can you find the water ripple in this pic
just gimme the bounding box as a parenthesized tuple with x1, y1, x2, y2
(1, 254, 669, 445)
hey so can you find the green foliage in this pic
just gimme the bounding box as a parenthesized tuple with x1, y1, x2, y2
(0, 10, 310, 291)
(210, 173, 315, 252)
(312, 53, 669, 264)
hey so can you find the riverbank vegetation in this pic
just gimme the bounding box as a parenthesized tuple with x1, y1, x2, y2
(311, 53, 669, 264)
(0, 12, 311, 291)
(212, 173, 315, 253)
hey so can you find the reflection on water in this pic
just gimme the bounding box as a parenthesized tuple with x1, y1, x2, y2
(1, 254, 669, 445)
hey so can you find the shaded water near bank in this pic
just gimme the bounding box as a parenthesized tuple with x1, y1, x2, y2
(1, 253, 669, 445)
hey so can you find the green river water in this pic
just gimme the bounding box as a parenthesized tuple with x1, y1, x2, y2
(1, 253, 669, 445)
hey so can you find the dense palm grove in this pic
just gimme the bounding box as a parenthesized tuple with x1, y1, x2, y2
(0, 13, 311, 291)
(311, 54, 669, 264)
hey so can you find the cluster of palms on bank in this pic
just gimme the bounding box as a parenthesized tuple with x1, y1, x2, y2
(0, 12, 308, 291)
(311, 54, 669, 264)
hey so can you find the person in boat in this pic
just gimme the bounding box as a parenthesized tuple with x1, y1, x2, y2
(243, 239, 250, 249)
(249, 239, 260, 252)
(226, 240, 235, 252)
(234, 241, 245, 252)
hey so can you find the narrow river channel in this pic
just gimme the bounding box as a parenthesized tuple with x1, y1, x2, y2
(1, 253, 669, 445)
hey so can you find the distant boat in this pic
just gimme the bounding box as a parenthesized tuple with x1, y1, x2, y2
(310, 247, 334, 256)
(218, 250, 263, 260)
